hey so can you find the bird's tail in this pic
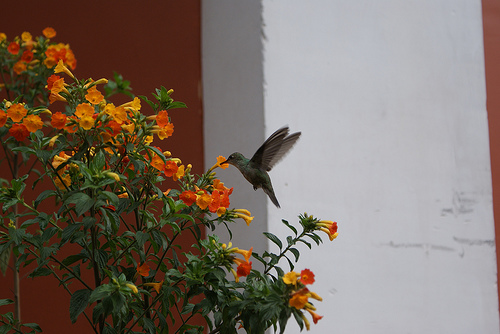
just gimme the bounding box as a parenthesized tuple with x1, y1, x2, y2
(263, 185, 280, 208)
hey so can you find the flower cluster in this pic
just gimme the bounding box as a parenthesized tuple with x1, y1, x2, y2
(0, 28, 340, 334)
(284, 269, 324, 330)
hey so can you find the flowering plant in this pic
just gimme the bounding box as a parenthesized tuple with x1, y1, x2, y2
(0, 29, 339, 333)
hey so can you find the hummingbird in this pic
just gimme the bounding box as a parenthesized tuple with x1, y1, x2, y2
(222, 126, 301, 208)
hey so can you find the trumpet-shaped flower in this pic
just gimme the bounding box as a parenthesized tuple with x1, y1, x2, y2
(157, 123, 174, 139)
(305, 309, 323, 324)
(7, 103, 28, 122)
(144, 280, 163, 294)
(54, 59, 75, 79)
(22, 114, 43, 133)
(317, 220, 338, 241)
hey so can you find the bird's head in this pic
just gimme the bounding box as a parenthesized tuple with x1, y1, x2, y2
(222, 152, 245, 166)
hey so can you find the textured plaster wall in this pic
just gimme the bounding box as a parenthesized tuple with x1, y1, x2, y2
(203, 1, 499, 333)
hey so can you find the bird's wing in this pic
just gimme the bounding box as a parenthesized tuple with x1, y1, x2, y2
(251, 126, 301, 171)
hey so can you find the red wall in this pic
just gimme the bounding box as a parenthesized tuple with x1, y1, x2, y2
(0, 2, 203, 332)
(482, 0, 500, 312)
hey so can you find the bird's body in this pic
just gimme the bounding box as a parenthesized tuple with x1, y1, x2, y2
(223, 126, 301, 208)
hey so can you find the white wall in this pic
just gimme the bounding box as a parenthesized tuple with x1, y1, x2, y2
(203, 1, 499, 333)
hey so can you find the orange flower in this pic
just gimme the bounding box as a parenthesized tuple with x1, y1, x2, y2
(13, 61, 27, 75)
(54, 173, 71, 190)
(157, 123, 174, 139)
(7, 104, 28, 122)
(51, 112, 67, 129)
(150, 154, 165, 171)
(317, 220, 338, 241)
(208, 190, 221, 213)
(306, 309, 323, 324)
(137, 263, 150, 277)
(9, 123, 29, 141)
(7, 42, 20, 55)
(144, 280, 163, 294)
(21, 50, 33, 62)
(233, 258, 252, 277)
(46, 75, 62, 91)
(289, 292, 308, 310)
(231, 247, 253, 262)
(75, 103, 94, 118)
(156, 110, 169, 127)
(42, 27, 56, 39)
(85, 86, 104, 105)
(196, 191, 212, 210)
(180, 190, 197, 206)
(300, 269, 315, 285)
(22, 114, 43, 133)
(0, 111, 7, 127)
(164, 160, 179, 177)
(105, 120, 121, 136)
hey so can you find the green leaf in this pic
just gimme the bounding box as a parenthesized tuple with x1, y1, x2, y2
(69, 289, 91, 323)
(34, 190, 57, 209)
(0, 246, 11, 276)
(263, 232, 282, 249)
(282, 219, 297, 235)
(22, 323, 42, 332)
(135, 231, 149, 248)
(28, 267, 52, 278)
(0, 299, 14, 306)
(289, 247, 300, 262)
(66, 192, 94, 216)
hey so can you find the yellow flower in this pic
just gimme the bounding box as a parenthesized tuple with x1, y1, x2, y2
(125, 283, 138, 294)
(233, 211, 254, 226)
(0, 33, 6, 42)
(120, 97, 141, 111)
(121, 123, 135, 134)
(21, 31, 32, 42)
(48, 135, 59, 149)
(78, 116, 95, 130)
(173, 164, 185, 181)
(54, 59, 75, 80)
(144, 135, 153, 145)
(283, 271, 300, 285)
(105, 172, 120, 182)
